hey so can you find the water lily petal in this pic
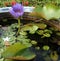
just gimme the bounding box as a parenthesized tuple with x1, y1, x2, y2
(12, 3, 24, 12)
(10, 8, 18, 18)
(9, 3, 24, 18)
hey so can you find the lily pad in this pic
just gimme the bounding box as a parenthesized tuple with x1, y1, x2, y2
(21, 23, 38, 34)
(35, 23, 47, 29)
(11, 48, 36, 60)
(2, 42, 31, 58)
(2, 42, 35, 60)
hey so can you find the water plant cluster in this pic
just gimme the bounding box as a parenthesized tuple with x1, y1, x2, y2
(0, 0, 60, 61)
(0, 19, 60, 61)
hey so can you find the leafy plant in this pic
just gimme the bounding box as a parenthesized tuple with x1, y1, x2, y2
(2, 42, 32, 57)
(2, 42, 35, 60)
(31, 3, 60, 20)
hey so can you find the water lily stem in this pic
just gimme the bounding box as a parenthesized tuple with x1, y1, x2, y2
(17, 19, 20, 35)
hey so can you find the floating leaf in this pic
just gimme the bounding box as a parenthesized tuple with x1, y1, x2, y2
(13, 48, 36, 60)
(43, 45, 50, 51)
(29, 25, 38, 34)
(42, 33, 51, 38)
(35, 23, 47, 29)
(20, 31, 27, 36)
(31, 40, 37, 45)
(50, 51, 58, 61)
(10, 23, 18, 29)
(44, 29, 52, 34)
(4, 48, 36, 61)
(2, 42, 31, 58)
(35, 46, 40, 50)
(16, 35, 31, 46)
(36, 30, 44, 35)
(21, 23, 38, 34)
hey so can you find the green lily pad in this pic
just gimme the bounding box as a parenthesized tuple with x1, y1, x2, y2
(36, 30, 44, 35)
(21, 23, 38, 34)
(2, 42, 35, 60)
(13, 48, 36, 60)
(35, 23, 47, 29)
(2, 42, 31, 58)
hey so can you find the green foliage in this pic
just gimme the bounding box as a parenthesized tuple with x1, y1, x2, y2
(29, 0, 60, 6)
(21, 22, 53, 38)
(35, 23, 47, 29)
(2, 42, 35, 61)
(0, 0, 60, 7)
(50, 51, 58, 61)
(42, 33, 51, 38)
(1, 26, 16, 45)
(34, 3, 60, 20)
(0, 21, 60, 61)
(21, 23, 47, 34)
(36, 29, 52, 38)
(4, 49, 36, 61)
(17, 35, 31, 47)
(0, 38, 4, 48)
(21, 23, 38, 34)
(19, 31, 27, 36)
(15, 48, 36, 60)
(36, 30, 44, 35)
(10, 23, 18, 29)
(31, 40, 37, 45)
(44, 29, 52, 34)
(0, 58, 4, 61)
(34, 5, 42, 12)
(2, 42, 32, 58)
(43, 45, 50, 51)
(43, 4, 60, 20)
(3, 26, 15, 37)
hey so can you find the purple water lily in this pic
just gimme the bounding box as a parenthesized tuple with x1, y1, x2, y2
(9, 3, 24, 35)
(10, 3, 24, 19)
